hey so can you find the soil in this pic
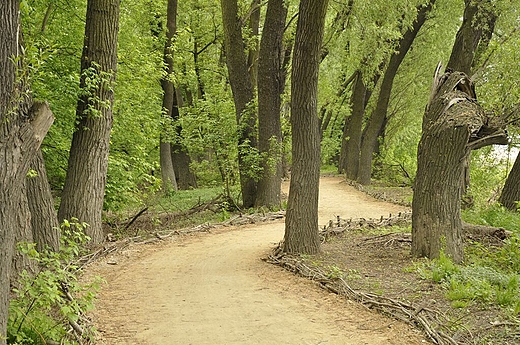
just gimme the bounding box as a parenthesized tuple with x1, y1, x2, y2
(87, 176, 429, 344)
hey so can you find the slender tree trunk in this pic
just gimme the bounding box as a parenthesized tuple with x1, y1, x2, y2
(247, 0, 261, 89)
(339, 71, 368, 178)
(447, 0, 497, 76)
(58, 0, 120, 244)
(255, 0, 287, 209)
(283, 0, 328, 255)
(412, 71, 507, 263)
(357, 0, 435, 185)
(499, 154, 520, 211)
(27, 150, 60, 252)
(160, 0, 179, 192)
(221, 0, 257, 208)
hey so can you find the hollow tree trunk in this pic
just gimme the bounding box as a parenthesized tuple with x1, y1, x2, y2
(255, 0, 287, 209)
(412, 71, 507, 263)
(357, 0, 435, 185)
(499, 154, 520, 211)
(283, 0, 328, 255)
(221, 0, 257, 208)
(58, 0, 120, 244)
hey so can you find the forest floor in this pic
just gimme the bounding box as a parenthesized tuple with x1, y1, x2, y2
(86, 176, 515, 344)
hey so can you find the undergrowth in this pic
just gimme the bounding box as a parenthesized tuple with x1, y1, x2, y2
(7, 220, 101, 345)
(416, 236, 520, 316)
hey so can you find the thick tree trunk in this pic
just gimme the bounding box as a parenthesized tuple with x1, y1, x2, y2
(357, 0, 434, 185)
(412, 71, 507, 263)
(58, 0, 120, 244)
(27, 150, 60, 252)
(499, 154, 520, 211)
(255, 0, 287, 209)
(160, 0, 179, 192)
(221, 0, 257, 208)
(283, 0, 328, 255)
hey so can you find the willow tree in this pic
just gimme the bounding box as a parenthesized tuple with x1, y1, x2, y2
(58, 0, 120, 244)
(283, 0, 329, 254)
(356, 0, 435, 185)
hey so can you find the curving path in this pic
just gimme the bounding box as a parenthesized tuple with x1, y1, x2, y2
(89, 176, 427, 344)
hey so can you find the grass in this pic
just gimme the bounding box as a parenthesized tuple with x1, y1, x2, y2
(416, 236, 520, 316)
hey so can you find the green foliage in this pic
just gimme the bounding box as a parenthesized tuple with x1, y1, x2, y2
(462, 204, 520, 234)
(416, 235, 520, 314)
(8, 220, 101, 345)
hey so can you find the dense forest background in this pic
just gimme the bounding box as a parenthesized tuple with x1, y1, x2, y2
(22, 0, 519, 210)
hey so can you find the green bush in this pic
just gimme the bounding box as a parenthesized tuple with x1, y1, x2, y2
(7, 220, 102, 345)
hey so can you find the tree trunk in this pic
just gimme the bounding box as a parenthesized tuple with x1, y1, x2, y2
(221, 0, 257, 208)
(0, 0, 55, 329)
(58, 0, 120, 245)
(357, 0, 434, 185)
(160, 0, 179, 192)
(447, 0, 497, 76)
(412, 71, 507, 263)
(283, 0, 328, 255)
(170, 87, 197, 189)
(255, 0, 287, 209)
(247, 0, 261, 89)
(340, 71, 369, 178)
(27, 150, 60, 252)
(446, 0, 497, 195)
(499, 154, 520, 211)
(12, 182, 35, 277)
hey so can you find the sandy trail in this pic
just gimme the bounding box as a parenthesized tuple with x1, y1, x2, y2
(90, 176, 427, 344)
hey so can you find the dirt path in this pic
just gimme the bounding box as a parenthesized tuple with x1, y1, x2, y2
(90, 176, 428, 344)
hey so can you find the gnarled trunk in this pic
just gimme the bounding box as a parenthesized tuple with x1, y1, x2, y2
(412, 71, 507, 263)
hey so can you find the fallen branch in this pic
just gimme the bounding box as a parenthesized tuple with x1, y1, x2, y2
(266, 250, 458, 345)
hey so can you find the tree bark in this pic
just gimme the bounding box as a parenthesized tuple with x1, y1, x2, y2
(221, 0, 257, 208)
(58, 0, 120, 244)
(247, 0, 261, 89)
(160, 0, 179, 192)
(339, 70, 371, 178)
(0, 0, 55, 330)
(412, 71, 507, 263)
(27, 150, 60, 252)
(255, 0, 287, 209)
(447, 0, 497, 76)
(283, 0, 328, 255)
(499, 154, 520, 211)
(357, 0, 435, 185)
